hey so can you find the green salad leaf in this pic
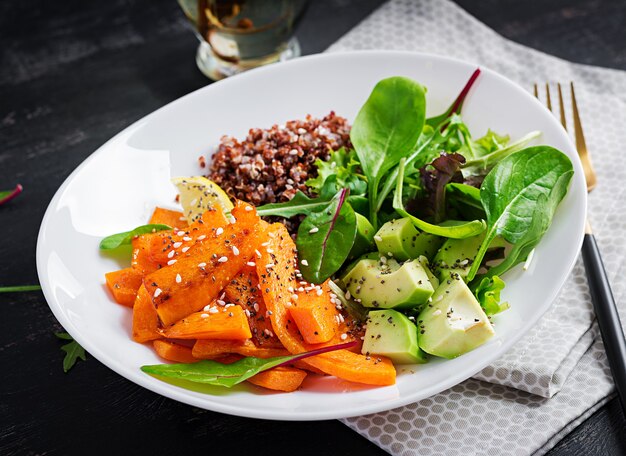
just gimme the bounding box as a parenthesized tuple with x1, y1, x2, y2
(99, 224, 172, 250)
(466, 146, 574, 282)
(55, 332, 87, 372)
(446, 183, 486, 220)
(306, 147, 367, 196)
(255, 191, 333, 218)
(473, 276, 509, 316)
(297, 188, 357, 283)
(0, 285, 42, 293)
(141, 341, 357, 388)
(393, 159, 486, 239)
(351, 77, 427, 227)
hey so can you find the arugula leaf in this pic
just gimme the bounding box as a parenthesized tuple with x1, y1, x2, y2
(0, 285, 42, 293)
(466, 146, 574, 282)
(99, 224, 172, 250)
(351, 77, 427, 227)
(297, 188, 357, 283)
(55, 332, 86, 372)
(473, 276, 509, 316)
(461, 130, 540, 178)
(306, 147, 367, 196)
(474, 130, 510, 156)
(393, 159, 486, 239)
(141, 341, 357, 388)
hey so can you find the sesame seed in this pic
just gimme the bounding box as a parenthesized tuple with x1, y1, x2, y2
(229, 216, 237, 224)
(176, 274, 182, 283)
(433, 309, 442, 316)
(179, 216, 186, 221)
(345, 290, 351, 300)
(225, 303, 235, 308)
(246, 261, 256, 267)
(167, 250, 175, 259)
(291, 294, 299, 301)
(298, 287, 304, 292)
(266, 263, 275, 269)
(183, 246, 192, 254)
(153, 288, 162, 298)
(374, 235, 383, 242)
(167, 259, 177, 266)
(217, 300, 226, 306)
(340, 333, 348, 340)
(316, 288, 323, 296)
(255, 249, 262, 258)
(198, 262, 207, 268)
(209, 307, 219, 314)
(244, 205, 253, 211)
(183, 236, 192, 242)
(232, 246, 240, 255)
(200, 313, 209, 318)
(261, 241, 270, 247)
(218, 256, 228, 263)
(216, 227, 224, 236)
(190, 198, 197, 206)
(309, 227, 319, 234)
(289, 149, 298, 155)
(244, 309, 251, 317)
(197, 235, 206, 241)
(173, 242, 183, 248)
(203, 304, 212, 311)
(177, 230, 185, 236)
(301, 259, 309, 266)
(253, 303, 260, 312)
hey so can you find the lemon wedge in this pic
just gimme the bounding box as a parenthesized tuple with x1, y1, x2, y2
(171, 176, 234, 223)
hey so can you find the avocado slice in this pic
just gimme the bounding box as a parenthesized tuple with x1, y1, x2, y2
(342, 256, 435, 310)
(417, 255, 439, 290)
(374, 218, 443, 261)
(348, 213, 376, 259)
(432, 233, 485, 282)
(417, 277, 495, 359)
(362, 309, 427, 364)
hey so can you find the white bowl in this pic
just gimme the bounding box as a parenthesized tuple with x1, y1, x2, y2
(37, 51, 586, 420)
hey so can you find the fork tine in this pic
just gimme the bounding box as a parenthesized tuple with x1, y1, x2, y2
(557, 83, 567, 130)
(570, 82, 597, 191)
(533, 83, 539, 98)
(545, 83, 552, 111)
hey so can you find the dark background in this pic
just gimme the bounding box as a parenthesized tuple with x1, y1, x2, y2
(2, 0, 625, 454)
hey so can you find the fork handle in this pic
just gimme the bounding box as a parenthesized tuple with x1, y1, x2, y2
(582, 233, 626, 413)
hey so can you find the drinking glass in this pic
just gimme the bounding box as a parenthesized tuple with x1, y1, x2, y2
(178, 0, 306, 80)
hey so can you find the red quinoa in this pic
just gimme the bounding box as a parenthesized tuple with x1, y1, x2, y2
(207, 112, 351, 206)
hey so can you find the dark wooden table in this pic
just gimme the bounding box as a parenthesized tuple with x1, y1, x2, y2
(2, 0, 625, 454)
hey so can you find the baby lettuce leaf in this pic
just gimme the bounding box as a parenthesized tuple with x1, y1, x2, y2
(461, 130, 541, 178)
(350, 77, 426, 227)
(393, 159, 486, 239)
(297, 188, 357, 283)
(306, 147, 367, 196)
(99, 224, 172, 250)
(256, 191, 333, 218)
(466, 146, 574, 282)
(473, 276, 509, 316)
(419, 152, 466, 223)
(141, 341, 357, 388)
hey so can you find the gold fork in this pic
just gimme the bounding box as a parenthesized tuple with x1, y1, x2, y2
(535, 82, 626, 412)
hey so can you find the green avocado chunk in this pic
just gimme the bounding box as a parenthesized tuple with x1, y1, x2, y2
(417, 276, 495, 359)
(342, 256, 435, 310)
(362, 309, 428, 364)
(348, 213, 376, 260)
(432, 233, 485, 282)
(375, 218, 443, 261)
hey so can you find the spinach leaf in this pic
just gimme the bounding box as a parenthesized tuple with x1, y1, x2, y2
(141, 341, 356, 388)
(99, 224, 172, 250)
(466, 146, 574, 282)
(446, 183, 486, 220)
(461, 130, 540, 178)
(297, 188, 357, 283)
(350, 77, 426, 227)
(0, 285, 42, 293)
(393, 159, 486, 239)
(473, 276, 509, 316)
(55, 332, 87, 372)
(425, 68, 481, 129)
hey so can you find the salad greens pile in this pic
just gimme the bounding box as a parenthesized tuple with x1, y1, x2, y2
(257, 69, 574, 317)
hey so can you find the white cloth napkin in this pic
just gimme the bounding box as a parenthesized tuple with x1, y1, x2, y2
(326, 0, 626, 454)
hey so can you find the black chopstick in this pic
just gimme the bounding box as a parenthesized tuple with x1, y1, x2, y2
(582, 231, 626, 414)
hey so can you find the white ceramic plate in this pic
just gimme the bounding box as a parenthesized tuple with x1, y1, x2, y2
(37, 51, 586, 421)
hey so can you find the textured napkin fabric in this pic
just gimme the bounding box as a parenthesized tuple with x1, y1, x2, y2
(326, 0, 626, 454)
